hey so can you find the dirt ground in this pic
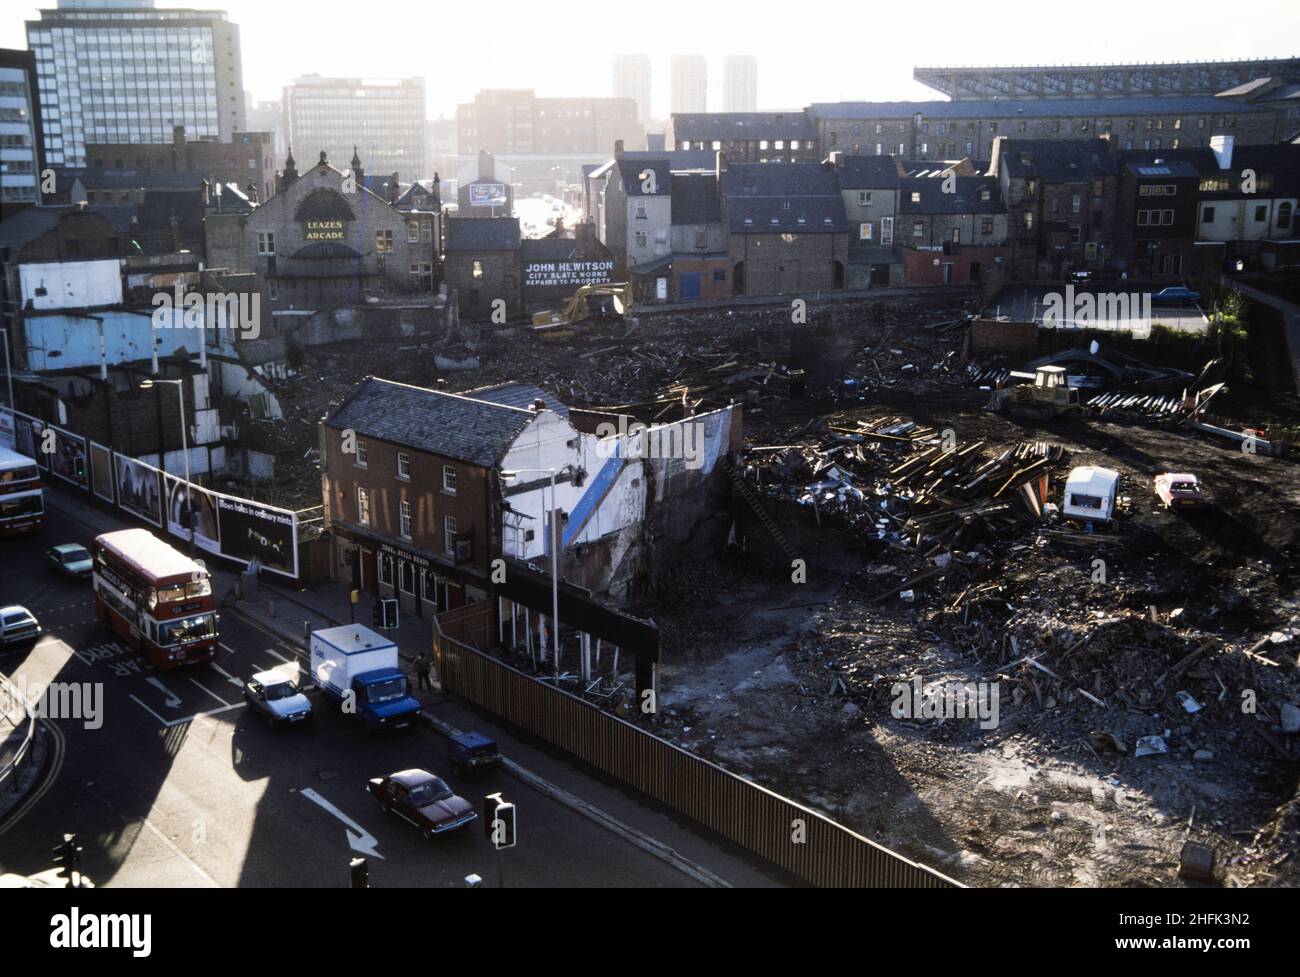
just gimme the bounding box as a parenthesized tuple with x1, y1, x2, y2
(653, 373, 1300, 889)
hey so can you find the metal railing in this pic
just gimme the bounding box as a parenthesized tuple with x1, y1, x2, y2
(434, 621, 961, 889)
(0, 673, 36, 806)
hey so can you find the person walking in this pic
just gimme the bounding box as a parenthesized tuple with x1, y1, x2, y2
(415, 653, 432, 692)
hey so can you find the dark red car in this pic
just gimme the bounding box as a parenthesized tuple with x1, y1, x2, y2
(367, 769, 477, 838)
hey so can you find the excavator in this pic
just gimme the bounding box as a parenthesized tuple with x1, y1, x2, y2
(987, 365, 1083, 420)
(532, 283, 632, 338)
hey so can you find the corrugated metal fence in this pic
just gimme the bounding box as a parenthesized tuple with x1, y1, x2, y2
(434, 625, 961, 888)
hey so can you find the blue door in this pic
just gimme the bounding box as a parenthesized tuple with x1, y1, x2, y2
(679, 272, 701, 300)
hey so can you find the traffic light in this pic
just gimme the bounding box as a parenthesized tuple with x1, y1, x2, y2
(350, 857, 369, 889)
(52, 833, 82, 888)
(482, 793, 516, 850)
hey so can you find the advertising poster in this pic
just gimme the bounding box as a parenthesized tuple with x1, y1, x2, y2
(15, 416, 39, 464)
(165, 475, 221, 556)
(215, 495, 298, 578)
(114, 453, 162, 527)
(0, 410, 13, 451)
(48, 427, 89, 490)
(468, 182, 507, 207)
(90, 443, 115, 503)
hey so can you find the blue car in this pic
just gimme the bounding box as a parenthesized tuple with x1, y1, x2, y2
(1153, 285, 1200, 306)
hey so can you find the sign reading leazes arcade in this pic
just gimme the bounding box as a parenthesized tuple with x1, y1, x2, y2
(304, 220, 347, 242)
(524, 260, 615, 289)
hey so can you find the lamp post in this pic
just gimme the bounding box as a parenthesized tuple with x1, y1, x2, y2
(500, 466, 570, 676)
(141, 378, 192, 552)
(1, 327, 14, 427)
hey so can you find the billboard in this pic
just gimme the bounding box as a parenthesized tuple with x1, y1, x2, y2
(215, 495, 298, 578)
(90, 443, 114, 503)
(468, 182, 508, 207)
(165, 476, 221, 556)
(47, 427, 89, 490)
(16, 416, 40, 464)
(522, 260, 615, 290)
(114, 454, 163, 527)
(0, 410, 12, 450)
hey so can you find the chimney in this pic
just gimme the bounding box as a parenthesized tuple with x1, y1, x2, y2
(614, 139, 624, 158)
(478, 149, 492, 181)
(1210, 134, 1234, 171)
(389, 171, 401, 206)
(828, 150, 844, 168)
(532, 398, 547, 413)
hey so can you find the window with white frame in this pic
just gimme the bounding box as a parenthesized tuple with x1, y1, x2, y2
(397, 452, 410, 480)
(378, 552, 393, 586)
(400, 500, 412, 539)
(443, 515, 457, 555)
(407, 223, 419, 243)
(358, 487, 371, 526)
(355, 440, 368, 467)
(257, 232, 275, 255)
(442, 465, 457, 494)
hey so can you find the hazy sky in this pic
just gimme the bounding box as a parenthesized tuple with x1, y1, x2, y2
(4, 0, 1298, 120)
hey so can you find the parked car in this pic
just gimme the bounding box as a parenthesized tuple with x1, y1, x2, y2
(1155, 472, 1211, 509)
(1153, 285, 1200, 306)
(46, 543, 93, 579)
(0, 606, 41, 648)
(367, 769, 477, 838)
(243, 670, 313, 725)
(449, 731, 500, 775)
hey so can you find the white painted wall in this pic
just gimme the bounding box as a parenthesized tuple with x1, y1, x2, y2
(20, 259, 122, 311)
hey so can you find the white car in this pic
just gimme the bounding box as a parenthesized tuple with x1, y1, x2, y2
(243, 669, 313, 725)
(0, 606, 41, 648)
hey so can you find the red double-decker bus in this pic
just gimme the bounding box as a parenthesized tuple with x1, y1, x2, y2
(92, 528, 220, 668)
(0, 446, 43, 536)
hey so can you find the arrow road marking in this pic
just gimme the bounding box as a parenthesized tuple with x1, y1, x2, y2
(300, 788, 384, 860)
(147, 677, 182, 709)
(210, 663, 244, 688)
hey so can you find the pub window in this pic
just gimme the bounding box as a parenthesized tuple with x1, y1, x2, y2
(355, 440, 368, 467)
(357, 487, 371, 526)
(400, 501, 412, 540)
(399, 561, 415, 595)
(443, 516, 457, 556)
(397, 452, 410, 480)
(442, 465, 457, 494)
(378, 553, 394, 586)
(257, 232, 275, 255)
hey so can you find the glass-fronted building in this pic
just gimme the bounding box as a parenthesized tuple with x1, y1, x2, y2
(25, 1, 245, 168)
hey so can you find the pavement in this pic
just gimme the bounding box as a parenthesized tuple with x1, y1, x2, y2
(0, 485, 785, 888)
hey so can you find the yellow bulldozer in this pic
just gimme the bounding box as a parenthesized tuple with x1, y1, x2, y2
(532, 283, 632, 338)
(987, 365, 1083, 420)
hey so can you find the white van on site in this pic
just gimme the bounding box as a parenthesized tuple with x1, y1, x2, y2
(1062, 466, 1120, 527)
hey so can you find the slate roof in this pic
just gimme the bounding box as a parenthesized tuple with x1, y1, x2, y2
(899, 177, 1004, 214)
(615, 158, 671, 196)
(722, 162, 847, 233)
(294, 188, 358, 223)
(462, 382, 569, 418)
(0, 205, 135, 250)
(808, 95, 1276, 119)
(671, 112, 815, 141)
(443, 217, 521, 252)
(519, 238, 578, 262)
(671, 174, 722, 225)
(833, 155, 904, 189)
(325, 377, 538, 467)
(64, 167, 208, 191)
(722, 162, 841, 197)
(997, 139, 1118, 181)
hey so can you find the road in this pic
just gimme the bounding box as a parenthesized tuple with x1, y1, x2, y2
(0, 503, 698, 887)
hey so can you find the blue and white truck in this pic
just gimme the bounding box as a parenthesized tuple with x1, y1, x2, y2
(309, 625, 422, 731)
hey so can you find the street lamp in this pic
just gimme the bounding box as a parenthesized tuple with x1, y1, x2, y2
(499, 466, 571, 676)
(0, 327, 14, 426)
(141, 378, 192, 551)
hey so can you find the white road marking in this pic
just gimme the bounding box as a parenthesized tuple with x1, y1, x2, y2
(221, 641, 295, 667)
(128, 694, 245, 728)
(146, 677, 181, 709)
(187, 678, 233, 707)
(300, 788, 385, 860)
(209, 663, 245, 688)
